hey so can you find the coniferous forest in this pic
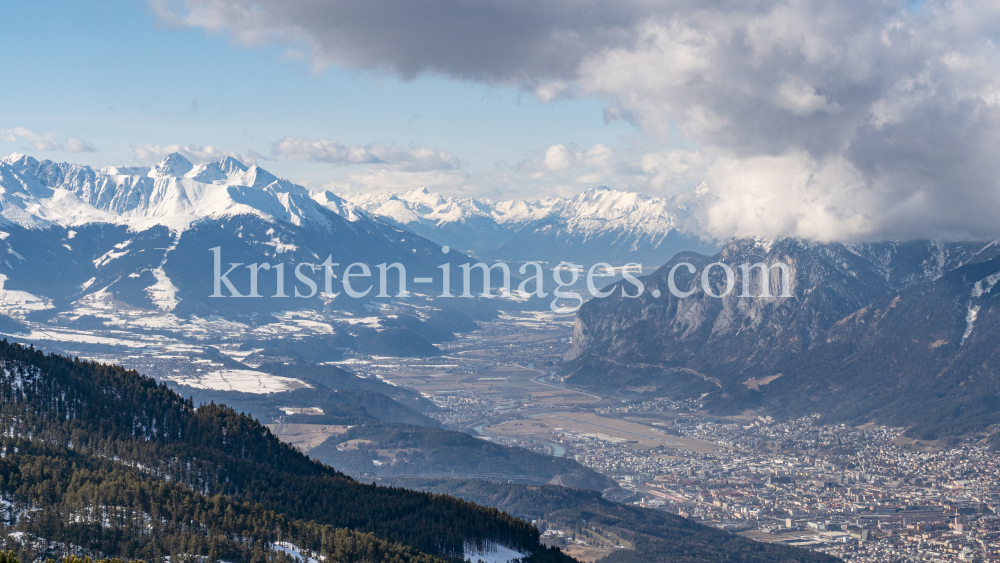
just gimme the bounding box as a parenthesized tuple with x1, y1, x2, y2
(0, 340, 564, 563)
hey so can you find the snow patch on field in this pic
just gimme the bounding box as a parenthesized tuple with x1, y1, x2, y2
(147, 268, 179, 311)
(329, 358, 371, 365)
(18, 329, 154, 347)
(463, 543, 525, 563)
(0, 274, 53, 315)
(166, 369, 311, 394)
(272, 542, 322, 563)
(962, 304, 980, 344)
(93, 248, 129, 267)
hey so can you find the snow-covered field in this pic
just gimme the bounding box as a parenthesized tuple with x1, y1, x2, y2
(165, 369, 311, 394)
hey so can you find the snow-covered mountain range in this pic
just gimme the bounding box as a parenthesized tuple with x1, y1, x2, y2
(342, 186, 719, 263)
(0, 152, 451, 320)
(0, 152, 363, 231)
(1, 151, 714, 265)
(0, 152, 716, 322)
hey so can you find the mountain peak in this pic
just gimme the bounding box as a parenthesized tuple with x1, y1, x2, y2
(576, 186, 631, 200)
(1, 152, 40, 169)
(218, 155, 248, 175)
(402, 187, 437, 201)
(242, 164, 277, 189)
(150, 153, 194, 178)
(1, 152, 28, 165)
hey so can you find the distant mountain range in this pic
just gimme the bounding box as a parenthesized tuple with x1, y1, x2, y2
(342, 186, 719, 264)
(563, 238, 1000, 440)
(0, 152, 461, 320)
(0, 153, 717, 326)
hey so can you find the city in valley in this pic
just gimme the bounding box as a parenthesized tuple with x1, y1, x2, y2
(8, 298, 1000, 563)
(349, 314, 1000, 563)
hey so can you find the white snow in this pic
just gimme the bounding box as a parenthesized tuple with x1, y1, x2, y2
(463, 542, 526, 563)
(17, 329, 153, 347)
(0, 152, 368, 232)
(93, 248, 129, 267)
(330, 358, 371, 365)
(972, 271, 1000, 298)
(1, 153, 705, 255)
(342, 185, 701, 250)
(147, 268, 180, 311)
(271, 542, 323, 563)
(0, 273, 53, 315)
(165, 369, 312, 394)
(962, 304, 980, 344)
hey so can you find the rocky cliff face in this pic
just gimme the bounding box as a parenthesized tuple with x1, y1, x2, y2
(563, 238, 1000, 400)
(755, 253, 1000, 437)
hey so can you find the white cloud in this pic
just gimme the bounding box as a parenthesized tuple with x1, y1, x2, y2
(153, 0, 1000, 241)
(542, 144, 576, 172)
(776, 78, 841, 116)
(130, 143, 248, 164)
(1, 127, 97, 153)
(321, 168, 473, 195)
(517, 143, 667, 189)
(273, 137, 460, 172)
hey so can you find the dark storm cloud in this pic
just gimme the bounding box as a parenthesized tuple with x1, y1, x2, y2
(152, 0, 645, 82)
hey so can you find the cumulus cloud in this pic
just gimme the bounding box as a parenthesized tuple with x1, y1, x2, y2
(518, 143, 641, 183)
(273, 137, 460, 172)
(1, 127, 97, 153)
(322, 168, 473, 195)
(154, 0, 1000, 241)
(514, 143, 715, 198)
(130, 143, 249, 164)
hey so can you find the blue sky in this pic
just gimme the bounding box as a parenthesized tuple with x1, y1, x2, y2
(0, 1, 638, 195)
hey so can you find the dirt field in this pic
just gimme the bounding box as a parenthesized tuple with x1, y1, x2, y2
(562, 545, 613, 562)
(486, 411, 721, 453)
(381, 364, 600, 408)
(265, 423, 350, 453)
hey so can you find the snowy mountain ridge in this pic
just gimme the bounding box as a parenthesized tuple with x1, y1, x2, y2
(0, 152, 715, 266)
(341, 185, 712, 258)
(0, 152, 365, 231)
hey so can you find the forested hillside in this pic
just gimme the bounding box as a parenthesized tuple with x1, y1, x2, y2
(0, 439, 442, 563)
(310, 424, 615, 491)
(0, 340, 565, 563)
